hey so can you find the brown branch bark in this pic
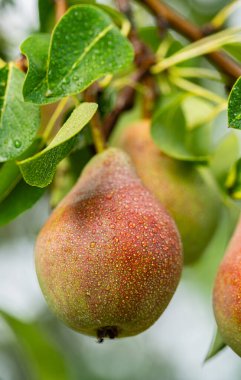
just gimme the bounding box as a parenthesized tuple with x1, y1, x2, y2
(103, 0, 156, 138)
(103, 55, 155, 139)
(139, 0, 241, 83)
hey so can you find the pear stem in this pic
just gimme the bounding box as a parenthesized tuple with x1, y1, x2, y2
(42, 97, 69, 143)
(54, 0, 68, 23)
(84, 84, 106, 153)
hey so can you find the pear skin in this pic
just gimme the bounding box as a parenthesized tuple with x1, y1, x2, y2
(35, 148, 182, 340)
(112, 119, 221, 264)
(213, 216, 241, 357)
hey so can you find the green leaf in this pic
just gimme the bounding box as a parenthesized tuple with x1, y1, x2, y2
(0, 160, 21, 203)
(0, 137, 43, 203)
(50, 145, 94, 208)
(225, 157, 241, 199)
(205, 328, 226, 361)
(0, 179, 45, 226)
(0, 63, 40, 161)
(138, 26, 161, 52)
(21, 5, 134, 104)
(228, 76, 241, 129)
(0, 311, 69, 380)
(151, 93, 211, 162)
(0, 137, 46, 226)
(210, 132, 240, 188)
(152, 27, 241, 73)
(38, 0, 55, 32)
(18, 102, 97, 187)
(224, 43, 241, 63)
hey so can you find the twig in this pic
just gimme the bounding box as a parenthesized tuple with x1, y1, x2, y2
(55, 0, 68, 23)
(103, 56, 155, 139)
(116, 0, 134, 25)
(84, 84, 106, 153)
(104, 0, 157, 138)
(138, 0, 241, 83)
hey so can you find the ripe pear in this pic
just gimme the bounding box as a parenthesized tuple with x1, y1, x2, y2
(35, 148, 182, 340)
(213, 216, 241, 357)
(112, 119, 220, 264)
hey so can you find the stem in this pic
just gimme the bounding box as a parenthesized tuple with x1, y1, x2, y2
(211, 0, 241, 30)
(137, 0, 241, 83)
(42, 97, 69, 142)
(171, 67, 223, 82)
(191, 102, 227, 127)
(84, 84, 106, 153)
(55, 0, 68, 23)
(170, 76, 226, 104)
(103, 61, 154, 138)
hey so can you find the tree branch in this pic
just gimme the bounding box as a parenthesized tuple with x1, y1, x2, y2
(103, 54, 155, 139)
(138, 0, 241, 83)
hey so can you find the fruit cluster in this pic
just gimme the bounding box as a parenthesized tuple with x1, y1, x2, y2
(35, 120, 240, 357)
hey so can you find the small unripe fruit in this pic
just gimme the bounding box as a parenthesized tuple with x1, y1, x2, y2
(35, 148, 182, 340)
(113, 119, 221, 264)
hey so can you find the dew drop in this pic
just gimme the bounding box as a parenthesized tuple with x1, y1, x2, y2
(128, 222, 136, 229)
(45, 89, 53, 97)
(90, 242, 96, 248)
(14, 140, 22, 148)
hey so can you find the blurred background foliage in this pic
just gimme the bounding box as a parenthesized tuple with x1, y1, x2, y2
(1, 0, 241, 379)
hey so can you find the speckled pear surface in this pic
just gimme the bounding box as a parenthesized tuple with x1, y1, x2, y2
(113, 119, 220, 264)
(213, 216, 241, 357)
(35, 148, 182, 340)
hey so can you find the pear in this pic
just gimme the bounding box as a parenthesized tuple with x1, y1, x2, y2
(35, 148, 182, 340)
(213, 216, 241, 357)
(112, 119, 221, 264)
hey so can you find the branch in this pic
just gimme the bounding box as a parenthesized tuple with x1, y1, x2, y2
(103, 55, 155, 139)
(103, 0, 157, 138)
(139, 0, 241, 83)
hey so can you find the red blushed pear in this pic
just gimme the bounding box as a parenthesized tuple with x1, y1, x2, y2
(35, 148, 182, 341)
(213, 216, 241, 357)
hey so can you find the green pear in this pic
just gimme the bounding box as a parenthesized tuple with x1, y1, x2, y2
(35, 148, 182, 340)
(213, 216, 241, 357)
(112, 119, 221, 264)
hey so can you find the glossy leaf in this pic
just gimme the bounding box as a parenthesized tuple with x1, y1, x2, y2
(224, 42, 241, 63)
(210, 132, 240, 188)
(18, 102, 97, 187)
(0, 180, 45, 226)
(225, 157, 241, 199)
(0, 160, 21, 203)
(151, 94, 211, 162)
(205, 328, 226, 361)
(0, 138, 46, 225)
(228, 76, 241, 129)
(21, 5, 134, 104)
(38, 0, 55, 32)
(50, 145, 94, 208)
(138, 26, 161, 52)
(0, 311, 69, 380)
(0, 63, 40, 161)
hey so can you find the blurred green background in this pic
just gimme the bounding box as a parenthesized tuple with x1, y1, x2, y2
(1, 0, 241, 379)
